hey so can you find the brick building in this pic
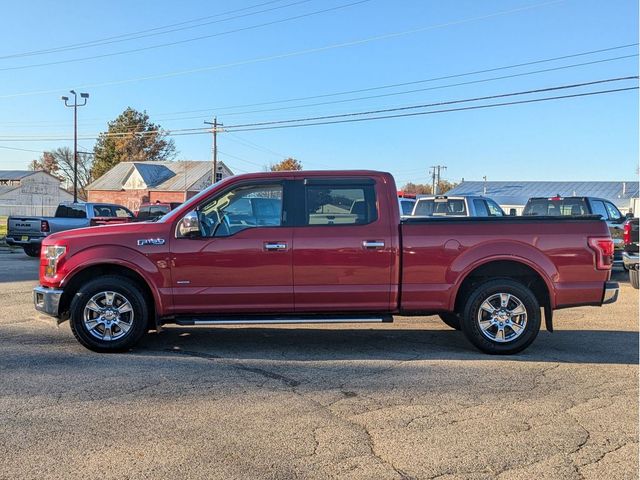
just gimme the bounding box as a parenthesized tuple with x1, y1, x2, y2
(86, 161, 233, 212)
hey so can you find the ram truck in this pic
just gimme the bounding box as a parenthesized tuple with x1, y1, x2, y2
(7, 202, 134, 257)
(33, 171, 619, 355)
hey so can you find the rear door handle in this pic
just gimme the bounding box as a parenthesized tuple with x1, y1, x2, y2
(264, 242, 288, 251)
(362, 240, 385, 249)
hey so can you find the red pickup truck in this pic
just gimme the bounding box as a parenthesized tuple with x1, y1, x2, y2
(34, 171, 618, 354)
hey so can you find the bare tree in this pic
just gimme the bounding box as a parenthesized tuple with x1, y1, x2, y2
(30, 147, 93, 199)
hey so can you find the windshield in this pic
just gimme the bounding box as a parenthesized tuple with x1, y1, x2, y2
(523, 198, 589, 216)
(413, 198, 467, 216)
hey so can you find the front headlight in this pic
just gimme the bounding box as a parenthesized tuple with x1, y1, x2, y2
(44, 245, 66, 277)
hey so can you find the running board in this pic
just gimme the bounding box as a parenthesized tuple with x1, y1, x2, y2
(175, 314, 393, 326)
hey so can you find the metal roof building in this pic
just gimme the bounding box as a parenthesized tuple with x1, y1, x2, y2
(446, 181, 639, 214)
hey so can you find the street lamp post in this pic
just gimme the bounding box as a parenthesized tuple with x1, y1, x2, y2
(61, 90, 89, 203)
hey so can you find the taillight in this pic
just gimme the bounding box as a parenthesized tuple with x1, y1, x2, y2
(588, 237, 614, 270)
(40, 220, 50, 232)
(623, 222, 631, 245)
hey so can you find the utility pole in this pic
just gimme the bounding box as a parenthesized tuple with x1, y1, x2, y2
(204, 117, 223, 184)
(61, 90, 89, 203)
(429, 165, 447, 195)
(482, 176, 487, 195)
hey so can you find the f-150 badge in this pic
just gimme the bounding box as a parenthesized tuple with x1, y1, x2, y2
(137, 238, 166, 246)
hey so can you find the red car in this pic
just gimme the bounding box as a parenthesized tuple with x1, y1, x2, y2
(34, 171, 618, 354)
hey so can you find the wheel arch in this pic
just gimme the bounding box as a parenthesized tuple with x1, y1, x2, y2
(451, 258, 554, 331)
(58, 263, 158, 328)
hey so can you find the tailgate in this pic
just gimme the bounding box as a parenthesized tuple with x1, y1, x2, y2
(8, 217, 43, 235)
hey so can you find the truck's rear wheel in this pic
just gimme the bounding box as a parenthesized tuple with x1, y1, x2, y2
(69, 276, 148, 352)
(460, 279, 541, 355)
(438, 313, 461, 330)
(630, 269, 639, 289)
(23, 245, 40, 257)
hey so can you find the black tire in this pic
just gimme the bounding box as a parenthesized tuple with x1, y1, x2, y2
(23, 245, 40, 257)
(460, 279, 541, 355)
(69, 275, 149, 352)
(630, 269, 639, 289)
(438, 313, 461, 330)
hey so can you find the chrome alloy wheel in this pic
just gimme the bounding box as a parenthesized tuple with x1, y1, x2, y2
(82, 291, 134, 341)
(476, 293, 527, 343)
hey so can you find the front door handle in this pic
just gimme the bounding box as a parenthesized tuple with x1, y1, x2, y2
(362, 240, 385, 249)
(264, 242, 288, 251)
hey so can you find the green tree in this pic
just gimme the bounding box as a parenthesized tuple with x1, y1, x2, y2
(92, 107, 176, 179)
(270, 157, 302, 171)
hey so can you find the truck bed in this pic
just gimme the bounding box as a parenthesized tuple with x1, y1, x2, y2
(400, 215, 611, 312)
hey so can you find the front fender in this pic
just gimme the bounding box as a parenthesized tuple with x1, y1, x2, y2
(59, 245, 168, 316)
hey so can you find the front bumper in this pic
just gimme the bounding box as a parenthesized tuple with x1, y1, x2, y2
(602, 281, 619, 305)
(622, 251, 639, 270)
(33, 286, 64, 317)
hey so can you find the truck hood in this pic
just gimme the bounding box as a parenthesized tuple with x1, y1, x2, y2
(42, 221, 168, 247)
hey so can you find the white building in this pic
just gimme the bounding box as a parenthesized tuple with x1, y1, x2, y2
(0, 170, 74, 217)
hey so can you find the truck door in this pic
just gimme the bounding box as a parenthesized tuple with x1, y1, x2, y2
(170, 180, 294, 314)
(292, 178, 395, 312)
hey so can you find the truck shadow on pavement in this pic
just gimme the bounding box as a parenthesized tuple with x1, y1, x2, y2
(136, 326, 639, 365)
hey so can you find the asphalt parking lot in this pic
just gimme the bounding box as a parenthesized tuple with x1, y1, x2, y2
(0, 250, 637, 480)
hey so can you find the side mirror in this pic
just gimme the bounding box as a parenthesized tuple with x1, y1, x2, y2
(509, 208, 517, 216)
(625, 212, 634, 219)
(177, 210, 201, 238)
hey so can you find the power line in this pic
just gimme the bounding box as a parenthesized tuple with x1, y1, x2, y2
(225, 87, 638, 132)
(0, 0, 310, 60)
(0, 0, 372, 72)
(1, 44, 635, 128)
(151, 53, 639, 121)
(0, 0, 567, 99)
(0, 77, 636, 141)
(150, 43, 639, 118)
(222, 76, 640, 129)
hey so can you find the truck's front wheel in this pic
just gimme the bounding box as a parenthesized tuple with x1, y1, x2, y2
(69, 276, 149, 352)
(460, 279, 541, 355)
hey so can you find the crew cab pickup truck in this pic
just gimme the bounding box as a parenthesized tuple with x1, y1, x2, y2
(7, 202, 134, 257)
(33, 171, 618, 355)
(412, 195, 506, 217)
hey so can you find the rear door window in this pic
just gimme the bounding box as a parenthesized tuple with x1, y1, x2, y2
(590, 200, 608, 219)
(473, 199, 489, 216)
(304, 184, 377, 225)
